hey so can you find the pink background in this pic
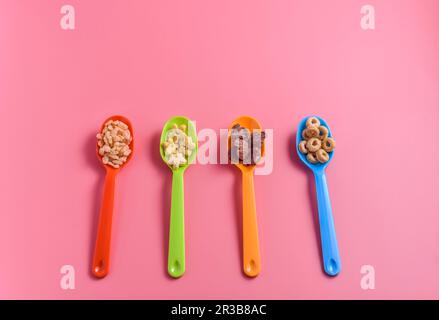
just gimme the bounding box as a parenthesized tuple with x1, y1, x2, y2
(1, 0, 439, 299)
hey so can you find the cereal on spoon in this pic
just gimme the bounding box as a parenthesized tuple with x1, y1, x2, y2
(229, 123, 266, 166)
(298, 116, 335, 164)
(161, 124, 196, 169)
(97, 120, 132, 168)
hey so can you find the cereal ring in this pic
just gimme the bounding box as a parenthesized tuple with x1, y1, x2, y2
(318, 125, 328, 140)
(306, 137, 321, 153)
(322, 137, 336, 152)
(306, 117, 320, 128)
(306, 152, 318, 164)
(302, 129, 307, 140)
(298, 140, 308, 154)
(306, 126, 319, 139)
(316, 149, 329, 163)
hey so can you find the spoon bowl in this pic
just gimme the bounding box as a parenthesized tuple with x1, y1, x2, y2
(96, 115, 134, 172)
(296, 115, 333, 172)
(160, 116, 198, 172)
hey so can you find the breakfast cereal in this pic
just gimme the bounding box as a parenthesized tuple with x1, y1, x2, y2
(317, 126, 328, 140)
(298, 116, 335, 164)
(97, 120, 132, 169)
(306, 137, 321, 153)
(306, 116, 320, 128)
(322, 137, 336, 152)
(162, 124, 196, 169)
(230, 124, 265, 166)
(306, 152, 318, 164)
(298, 140, 308, 154)
(316, 149, 329, 163)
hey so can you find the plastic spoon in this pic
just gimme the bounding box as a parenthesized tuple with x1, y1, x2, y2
(92, 115, 134, 278)
(228, 116, 264, 277)
(296, 115, 341, 276)
(160, 116, 198, 278)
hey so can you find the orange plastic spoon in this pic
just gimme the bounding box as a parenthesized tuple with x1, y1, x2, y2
(92, 115, 134, 278)
(228, 116, 265, 277)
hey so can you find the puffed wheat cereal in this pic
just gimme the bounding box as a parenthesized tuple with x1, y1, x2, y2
(97, 120, 132, 169)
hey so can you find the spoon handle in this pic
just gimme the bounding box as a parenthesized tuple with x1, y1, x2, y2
(242, 170, 261, 277)
(314, 171, 341, 276)
(92, 170, 116, 278)
(168, 170, 185, 278)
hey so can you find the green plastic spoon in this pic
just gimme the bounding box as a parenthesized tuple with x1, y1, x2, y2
(160, 116, 198, 278)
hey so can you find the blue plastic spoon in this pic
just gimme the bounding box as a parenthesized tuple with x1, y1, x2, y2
(296, 116, 341, 276)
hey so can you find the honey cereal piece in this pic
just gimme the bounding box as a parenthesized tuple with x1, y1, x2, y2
(322, 137, 336, 152)
(306, 137, 321, 153)
(304, 126, 319, 139)
(162, 125, 196, 169)
(298, 140, 308, 154)
(316, 149, 329, 163)
(306, 152, 318, 164)
(306, 117, 320, 128)
(302, 129, 308, 140)
(318, 125, 328, 140)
